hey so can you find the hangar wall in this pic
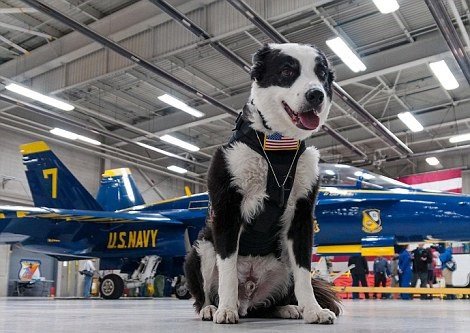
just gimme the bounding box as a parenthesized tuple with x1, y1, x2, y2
(0, 128, 102, 205)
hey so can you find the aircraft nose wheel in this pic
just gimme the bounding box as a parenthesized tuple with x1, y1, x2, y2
(100, 274, 124, 299)
(174, 276, 191, 300)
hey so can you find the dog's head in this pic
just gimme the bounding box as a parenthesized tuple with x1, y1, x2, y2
(248, 43, 334, 141)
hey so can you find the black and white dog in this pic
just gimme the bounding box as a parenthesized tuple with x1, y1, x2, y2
(184, 43, 341, 324)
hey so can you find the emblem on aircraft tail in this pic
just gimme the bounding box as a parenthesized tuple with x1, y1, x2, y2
(313, 218, 320, 233)
(362, 209, 382, 233)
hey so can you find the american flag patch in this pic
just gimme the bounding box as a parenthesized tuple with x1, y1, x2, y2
(263, 133, 299, 151)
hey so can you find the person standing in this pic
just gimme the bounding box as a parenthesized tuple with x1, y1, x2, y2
(390, 254, 400, 299)
(373, 256, 391, 299)
(439, 245, 456, 300)
(398, 246, 412, 300)
(348, 255, 370, 299)
(411, 243, 432, 300)
(81, 259, 96, 298)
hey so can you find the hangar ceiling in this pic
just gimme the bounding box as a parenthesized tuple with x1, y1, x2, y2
(0, 0, 470, 185)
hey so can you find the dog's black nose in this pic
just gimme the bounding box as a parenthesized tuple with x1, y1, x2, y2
(305, 89, 324, 108)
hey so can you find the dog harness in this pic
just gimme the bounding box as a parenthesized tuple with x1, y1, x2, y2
(227, 110, 306, 257)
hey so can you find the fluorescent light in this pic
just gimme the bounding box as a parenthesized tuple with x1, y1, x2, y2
(449, 133, 470, 143)
(136, 142, 179, 158)
(5, 83, 74, 111)
(160, 134, 200, 152)
(372, 0, 399, 14)
(50, 128, 78, 140)
(325, 37, 366, 73)
(426, 157, 440, 166)
(167, 165, 188, 174)
(50, 128, 101, 145)
(158, 94, 204, 118)
(429, 60, 459, 90)
(324, 169, 335, 175)
(397, 112, 424, 132)
(77, 135, 101, 146)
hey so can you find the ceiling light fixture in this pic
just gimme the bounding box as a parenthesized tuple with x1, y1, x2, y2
(5, 83, 74, 111)
(425, 157, 440, 166)
(325, 37, 366, 73)
(49, 128, 78, 140)
(76, 135, 101, 146)
(160, 134, 200, 152)
(449, 133, 470, 143)
(397, 112, 424, 132)
(429, 60, 459, 90)
(158, 94, 204, 118)
(167, 165, 188, 174)
(50, 128, 101, 145)
(136, 142, 179, 158)
(372, 0, 399, 14)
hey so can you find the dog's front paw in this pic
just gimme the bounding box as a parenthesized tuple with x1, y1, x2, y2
(274, 305, 302, 319)
(303, 308, 336, 324)
(199, 305, 217, 321)
(213, 307, 239, 324)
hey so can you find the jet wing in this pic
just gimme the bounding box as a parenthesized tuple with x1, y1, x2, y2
(0, 205, 183, 226)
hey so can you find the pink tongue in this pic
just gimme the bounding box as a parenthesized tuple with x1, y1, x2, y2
(299, 112, 320, 129)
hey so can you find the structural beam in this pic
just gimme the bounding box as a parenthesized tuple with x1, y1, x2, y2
(425, 0, 470, 85)
(21, 0, 238, 117)
(149, 0, 251, 72)
(150, 0, 368, 159)
(0, 93, 207, 168)
(0, 21, 53, 39)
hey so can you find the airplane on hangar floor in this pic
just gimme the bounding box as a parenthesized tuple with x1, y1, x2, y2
(0, 141, 469, 298)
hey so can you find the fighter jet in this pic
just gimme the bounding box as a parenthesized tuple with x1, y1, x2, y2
(1, 141, 469, 297)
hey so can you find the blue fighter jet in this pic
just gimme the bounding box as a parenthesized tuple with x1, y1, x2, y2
(0, 141, 207, 298)
(1, 141, 469, 298)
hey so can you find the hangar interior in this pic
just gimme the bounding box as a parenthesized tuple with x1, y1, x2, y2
(0, 0, 469, 313)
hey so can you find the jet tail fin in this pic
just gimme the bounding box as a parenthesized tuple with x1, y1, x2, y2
(96, 168, 145, 211)
(20, 141, 103, 210)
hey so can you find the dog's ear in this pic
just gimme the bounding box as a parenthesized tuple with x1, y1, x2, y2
(250, 44, 272, 82)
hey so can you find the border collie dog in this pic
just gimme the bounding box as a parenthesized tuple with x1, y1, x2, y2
(184, 43, 341, 324)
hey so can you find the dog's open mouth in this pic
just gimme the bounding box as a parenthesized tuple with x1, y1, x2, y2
(282, 101, 320, 130)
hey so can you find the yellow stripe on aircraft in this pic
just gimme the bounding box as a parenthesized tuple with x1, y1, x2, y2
(316, 244, 362, 254)
(16, 211, 28, 218)
(362, 246, 395, 256)
(102, 168, 131, 177)
(317, 244, 395, 256)
(0, 213, 5, 219)
(19, 141, 50, 155)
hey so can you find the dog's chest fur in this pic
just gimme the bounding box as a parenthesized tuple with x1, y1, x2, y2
(221, 141, 319, 311)
(224, 141, 320, 228)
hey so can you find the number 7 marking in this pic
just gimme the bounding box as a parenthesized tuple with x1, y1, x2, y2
(42, 168, 58, 199)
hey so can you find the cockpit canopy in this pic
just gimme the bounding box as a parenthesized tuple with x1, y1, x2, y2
(319, 164, 412, 191)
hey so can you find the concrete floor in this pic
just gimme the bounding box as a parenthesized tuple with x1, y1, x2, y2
(0, 298, 469, 333)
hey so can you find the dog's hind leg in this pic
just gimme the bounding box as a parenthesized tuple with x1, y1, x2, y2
(286, 185, 336, 325)
(195, 239, 218, 321)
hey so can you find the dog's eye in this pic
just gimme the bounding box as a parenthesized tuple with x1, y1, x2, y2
(281, 68, 294, 77)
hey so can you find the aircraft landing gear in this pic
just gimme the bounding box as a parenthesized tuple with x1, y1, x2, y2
(100, 273, 124, 299)
(174, 275, 191, 300)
